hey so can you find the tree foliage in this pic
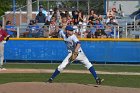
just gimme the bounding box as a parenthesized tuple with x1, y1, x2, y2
(0, 0, 104, 17)
(0, 0, 26, 16)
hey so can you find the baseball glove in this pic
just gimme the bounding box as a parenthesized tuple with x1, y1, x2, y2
(69, 52, 79, 62)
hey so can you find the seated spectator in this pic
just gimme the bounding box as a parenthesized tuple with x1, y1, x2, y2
(105, 15, 118, 24)
(5, 21, 17, 37)
(85, 21, 96, 38)
(94, 19, 104, 30)
(25, 20, 40, 38)
(98, 15, 104, 24)
(105, 18, 118, 38)
(40, 25, 49, 38)
(94, 19, 106, 38)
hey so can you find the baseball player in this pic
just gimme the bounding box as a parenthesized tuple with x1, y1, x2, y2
(0, 24, 10, 69)
(47, 25, 104, 85)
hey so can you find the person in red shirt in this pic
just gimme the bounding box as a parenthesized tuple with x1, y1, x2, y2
(0, 24, 10, 69)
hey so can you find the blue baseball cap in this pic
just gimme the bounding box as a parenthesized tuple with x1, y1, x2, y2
(65, 25, 75, 31)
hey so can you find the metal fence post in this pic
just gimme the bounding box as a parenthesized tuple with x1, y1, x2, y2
(117, 25, 119, 39)
(17, 26, 20, 38)
(114, 26, 116, 38)
(20, 9, 22, 26)
(125, 22, 128, 38)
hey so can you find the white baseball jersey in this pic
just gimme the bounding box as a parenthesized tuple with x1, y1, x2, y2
(58, 29, 81, 52)
(57, 29, 92, 72)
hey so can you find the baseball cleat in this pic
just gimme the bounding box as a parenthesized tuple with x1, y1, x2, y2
(96, 78, 104, 85)
(47, 78, 53, 83)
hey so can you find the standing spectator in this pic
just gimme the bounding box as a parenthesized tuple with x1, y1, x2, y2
(36, 5, 48, 17)
(35, 10, 46, 23)
(107, 9, 114, 18)
(5, 21, 17, 37)
(49, 17, 57, 38)
(0, 24, 10, 69)
(67, 15, 72, 25)
(88, 9, 97, 23)
(112, 7, 119, 17)
(47, 9, 54, 22)
(61, 16, 68, 30)
(78, 10, 83, 22)
(72, 10, 79, 20)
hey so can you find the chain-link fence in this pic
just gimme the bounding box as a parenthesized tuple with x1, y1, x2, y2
(2, 0, 104, 26)
(1, 0, 139, 39)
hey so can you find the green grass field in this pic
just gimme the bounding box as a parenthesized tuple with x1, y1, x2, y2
(3, 63, 140, 72)
(1, 63, 140, 88)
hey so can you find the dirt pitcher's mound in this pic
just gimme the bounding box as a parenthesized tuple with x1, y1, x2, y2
(0, 82, 140, 93)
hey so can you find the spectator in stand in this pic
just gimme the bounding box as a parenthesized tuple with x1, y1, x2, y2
(94, 19, 106, 38)
(5, 21, 17, 37)
(79, 15, 88, 38)
(35, 9, 46, 23)
(98, 15, 104, 24)
(112, 7, 119, 17)
(72, 10, 79, 25)
(67, 15, 72, 25)
(61, 16, 68, 30)
(73, 18, 79, 25)
(25, 20, 40, 38)
(49, 17, 58, 38)
(105, 15, 118, 24)
(78, 10, 83, 22)
(36, 5, 48, 17)
(72, 10, 79, 19)
(105, 18, 118, 38)
(94, 19, 104, 30)
(47, 9, 54, 22)
(88, 9, 97, 23)
(107, 9, 114, 18)
(65, 11, 70, 17)
(85, 21, 96, 38)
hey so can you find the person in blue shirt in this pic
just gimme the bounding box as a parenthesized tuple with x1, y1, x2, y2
(27, 20, 40, 38)
(5, 21, 17, 37)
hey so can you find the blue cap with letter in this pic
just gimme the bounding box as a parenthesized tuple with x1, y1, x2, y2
(65, 25, 75, 31)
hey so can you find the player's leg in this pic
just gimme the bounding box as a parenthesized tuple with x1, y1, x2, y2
(0, 43, 4, 69)
(76, 51, 103, 85)
(47, 52, 72, 83)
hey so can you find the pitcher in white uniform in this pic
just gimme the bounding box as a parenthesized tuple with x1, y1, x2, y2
(47, 25, 104, 85)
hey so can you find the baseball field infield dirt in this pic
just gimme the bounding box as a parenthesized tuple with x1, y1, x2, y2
(0, 68, 140, 93)
(0, 82, 140, 93)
